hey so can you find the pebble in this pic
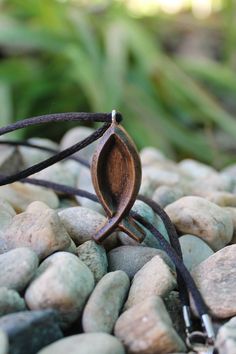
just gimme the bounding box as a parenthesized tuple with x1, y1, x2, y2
(3, 201, 72, 260)
(0, 198, 16, 231)
(0, 288, 26, 316)
(0, 248, 38, 291)
(108, 245, 174, 279)
(76, 166, 105, 214)
(224, 207, 236, 244)
(60, 126, 96, 162)
(77, 240, 108, 283)
(140, 146, 166, 165)
(58, 206, 118, 250)
(190, 245, 236, 318)
(203, 191, 236, 207)
(216, 316, 236, 354)
(178, 159, 217, 179)
(165, 196, 233, 251)
(32, 161, 78, 188)
(82, 271, 130, 333)
(152, 185, 184, 208)
(0, 330, 8, 354)
(0, 145, 23, 175)
(0, 309, 63, 354)
(118, 200, 169, 248)
(189, 173, 234, 194)
(115, 296, 186, 354)
(0, 182, 59, 212)
(37, 333, 125, 354)
(25, 252, 95, 327)
(179, 234, 214, 271)
(124, 255, 176, 310)
(19, 138, 59, 168)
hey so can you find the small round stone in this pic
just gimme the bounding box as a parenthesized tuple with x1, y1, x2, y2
(115, 296, 186, 354)
(124, 255, 176, 310)
(165, 196, 233, 251)
(190, 245, 236, 319)
(179, 234, 214, 271)
(0, 248, 39, 292)
(82, 271, 130, 333)
(77, 240, 108, 283)
(0, 288, 26, 316)
(37, 333, 125, 354)
(2, 201, 72, 260)
(152, 185, 184, 208)
(108, 245, 174, 279)
(25, 252, 95, 328)
(0, 182, 59, 213)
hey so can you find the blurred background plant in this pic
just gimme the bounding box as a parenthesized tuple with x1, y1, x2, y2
(0, 0, 236, 168)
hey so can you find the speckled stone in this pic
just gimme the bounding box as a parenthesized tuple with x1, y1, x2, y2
(37, 333, 125, 354)
(2, 201, 72, 260)
(115, 296, 186, 354)
(0, 182, 59, 212)
(124, 255, 176, 310)
(25, 252, 95, 328)
(0, 309, 63, 354)
(179, 234, 214, 271)
(190, 245, 236, 319)
(82, 271, 130, 333)
(0, 248, 38, 291)
(165, 196, 233, 251)
(108, 245, 174, 279)
(0, 288, 26, 316)
(152, 185, 184, 208)
(77, 240, 108, 283)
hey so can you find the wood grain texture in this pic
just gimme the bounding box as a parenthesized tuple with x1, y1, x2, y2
(91, 122, 144, 243)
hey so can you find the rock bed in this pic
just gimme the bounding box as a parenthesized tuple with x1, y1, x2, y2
(0, 127, 235, 354)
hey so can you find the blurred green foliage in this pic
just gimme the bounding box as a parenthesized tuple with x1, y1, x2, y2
(0, 0, 236, 167)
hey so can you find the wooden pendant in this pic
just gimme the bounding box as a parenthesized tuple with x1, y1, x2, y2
(91, 111, 145, 243)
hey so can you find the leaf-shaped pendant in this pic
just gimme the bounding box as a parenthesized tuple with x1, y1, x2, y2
(91, 111, 145, 243)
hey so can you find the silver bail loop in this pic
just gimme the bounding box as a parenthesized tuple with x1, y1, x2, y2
(111, 109, 117, 124)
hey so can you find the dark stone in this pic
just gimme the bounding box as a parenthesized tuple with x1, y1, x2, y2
(108, 245, 174, 279)
(0, 309, 63, 354)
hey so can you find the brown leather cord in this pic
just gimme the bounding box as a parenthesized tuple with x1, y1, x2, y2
(0, 112, 122, 137)
(0, 123, 109, 185)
